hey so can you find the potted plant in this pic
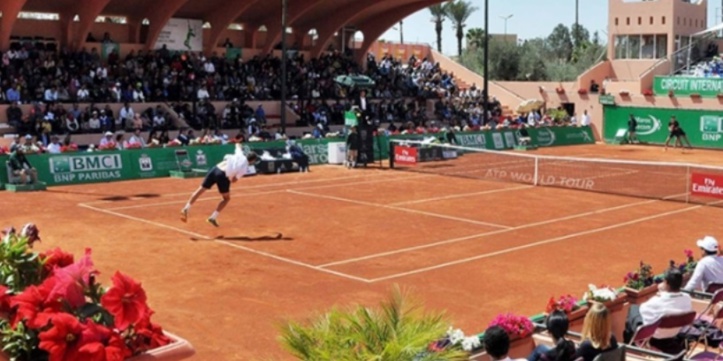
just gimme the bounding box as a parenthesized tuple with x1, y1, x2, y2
(716, 93, 723, 99)
(623, 261, 660, 305)
(643, 89, 654, 97)
(545, 295, 587, 328)
(556, 87, 565, 94)
(485, 313, 535, 359)
(619, 90, 630, 97)
(582, 284, 625, 310)
(671, 249, 698, 284)
(577, 88, 588, 95)
(691, 93, 702, 98)
(0, 227, 195, 361)
(668, 90, 675, 97)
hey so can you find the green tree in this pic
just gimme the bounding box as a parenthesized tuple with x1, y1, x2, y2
(279, 286, 470, 361)
(428, 3, 449, 53)
(445, 0, 479, 57)
(547, 24, 574, 62)
(488, 38, 521, 80)
(466, 28, 486, 50)
(571, 23, 590, 49)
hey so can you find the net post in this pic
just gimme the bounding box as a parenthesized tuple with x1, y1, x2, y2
(533, 157, 539, 186)
(389, 140, 395, 169)
(685, 165, 690, 203)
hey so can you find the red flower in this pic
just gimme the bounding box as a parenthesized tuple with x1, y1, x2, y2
(49, 248, 97, 309)
(0, 285, 10, 314)
(77, 321, 131, 361)
(10, 278, 60, 328)
(38, 313, 85, 361)
(133, 311, 171, 351)
(101, 271, 149, 330)
(41, 248, 75, 276)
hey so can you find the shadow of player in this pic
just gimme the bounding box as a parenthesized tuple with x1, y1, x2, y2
(190, 233, 292, 242)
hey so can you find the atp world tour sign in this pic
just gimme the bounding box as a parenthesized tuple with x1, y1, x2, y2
(155, 18, 203, 52)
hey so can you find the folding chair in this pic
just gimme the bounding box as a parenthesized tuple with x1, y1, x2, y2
(593, 345, 625, 361)
(651, 311, 697, 355)
(629, 320, 661, 348)
(707, 284, 723, 294)
(687, 295, 723, 354)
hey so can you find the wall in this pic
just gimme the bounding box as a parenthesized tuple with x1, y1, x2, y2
(577, 61, 612, 90)
(639, 58, 672, 91)
(366, 42, 431, 61)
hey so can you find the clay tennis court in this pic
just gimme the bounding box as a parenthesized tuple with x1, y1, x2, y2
(4, 143, 723, 360)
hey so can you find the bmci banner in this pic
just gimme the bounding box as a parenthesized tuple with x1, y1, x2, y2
(155, 18, 203, 52)
(603, 106, 723, 149)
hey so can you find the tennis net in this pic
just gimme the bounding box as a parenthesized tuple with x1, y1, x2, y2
(388, 139, 723, 206)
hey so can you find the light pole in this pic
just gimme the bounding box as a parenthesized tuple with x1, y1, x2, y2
(500, 14, 513, 37)
(483, 0, 489, 125)
(280, 0, 288, 134)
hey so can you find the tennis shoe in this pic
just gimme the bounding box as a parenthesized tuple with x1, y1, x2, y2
(180, 209, 188, 223)
(207, 218, 219, 227)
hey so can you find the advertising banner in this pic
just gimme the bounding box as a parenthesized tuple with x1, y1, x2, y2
(691, 173, 723, 199)
(603, 105, 723, 148)
(155, 18, 203, 52)
(654, 76, 723, 97)
(394, 146, 418, 165)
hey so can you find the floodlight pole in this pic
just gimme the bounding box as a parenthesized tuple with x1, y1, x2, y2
(483, 0, 489, 125)
(280, 0, 288, 134)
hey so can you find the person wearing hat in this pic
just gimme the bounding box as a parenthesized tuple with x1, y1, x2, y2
(21, 135, 39, 154)
(46, 135, 62, 154)
(99, 131, 116, 148)
(7, 147, 38, 184)
(684, 236, 723, 292)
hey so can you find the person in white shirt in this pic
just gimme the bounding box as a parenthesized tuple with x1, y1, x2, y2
(623, 267, 692, 353)
(132, 87, 145, 102)
(684, 236, 723, 291)
(46, 136, 62, 154)
(119, 103, 134, 130)
(580, 110, 591, 126)
(197, 86, 210, 100)
(77, 85, 90, 101)
(484, 326, 526, 361)
(180, 144, 258, 227)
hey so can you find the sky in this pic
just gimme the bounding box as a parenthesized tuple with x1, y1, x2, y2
(378, 0, 723, 56)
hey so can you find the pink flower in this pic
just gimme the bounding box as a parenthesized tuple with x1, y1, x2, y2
(49, 249, 97, 309)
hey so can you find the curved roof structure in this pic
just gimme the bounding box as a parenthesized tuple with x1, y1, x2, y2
(0, 0, 445, 60)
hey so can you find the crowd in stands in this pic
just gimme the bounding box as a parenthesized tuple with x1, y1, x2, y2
(1, 41, 593, 145)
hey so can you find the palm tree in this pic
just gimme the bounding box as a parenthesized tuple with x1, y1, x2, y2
(279, 286, 470, 360)
(445, 0, 479, 57)
(429, 3, 448, 53)
(466, 27, 486, 50)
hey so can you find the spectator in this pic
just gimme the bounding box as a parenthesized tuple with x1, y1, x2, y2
(7, 102, 23, 129)
(527, 310, 576, 361)
(6, 85, 20, 103)
(580, 110, 591, 127)
(127, 128, 147, 148)
(8, 147, 38, 184)
(20, 134, 40, 154)
(684, 236, 723, 291)
(484, 326, 525, 361)
(119, 102, 134, 130)
(99, 131, 115, 148)
(625, 267, 692, 353)
(115, 133, 126, 150)
(46, 135, 62, 154)
(287, 140, 310, 173)
(88, 111, 101, 132)
(9, 134, 20, 152)
(255, 105, 266, 124)
(574, 303, 617, 361)
(177, 129, 194, 146)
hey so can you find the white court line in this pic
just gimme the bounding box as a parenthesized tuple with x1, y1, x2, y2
(81, 170, 410, 205)
(77, 203, 371, 283)
(317, 198, 659, 268)
(390, 185, 533, 206)
(101, 174, 433, 211)
(287, 189, 513, 229)
(367, 204, 706, 283)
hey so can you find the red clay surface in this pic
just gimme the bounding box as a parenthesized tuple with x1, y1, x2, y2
(4, 143, 723, 360)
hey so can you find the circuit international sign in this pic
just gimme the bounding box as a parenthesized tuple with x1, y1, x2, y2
(654, 76, 723, 97)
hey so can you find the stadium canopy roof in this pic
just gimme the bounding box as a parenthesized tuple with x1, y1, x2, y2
(692, 23, 723, 37)
(0, 0, 446, 58)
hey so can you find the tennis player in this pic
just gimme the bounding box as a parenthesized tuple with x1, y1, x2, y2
(181, 143, 258, 227)
(664, 116, 692, 151)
